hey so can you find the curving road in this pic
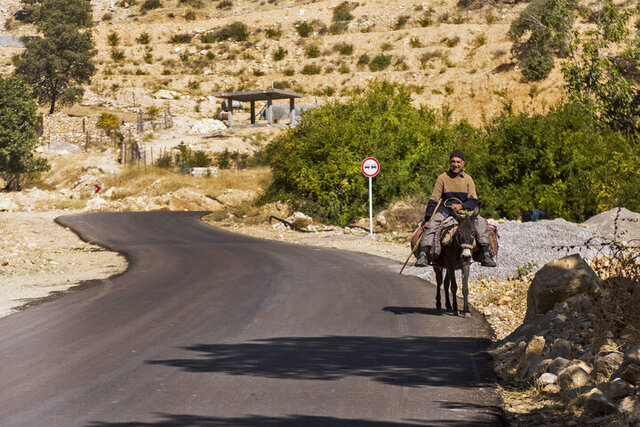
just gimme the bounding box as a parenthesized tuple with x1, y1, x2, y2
(0, 212, 502, 426)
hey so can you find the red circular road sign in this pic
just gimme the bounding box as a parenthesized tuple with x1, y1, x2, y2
(361, 157, 380, 178)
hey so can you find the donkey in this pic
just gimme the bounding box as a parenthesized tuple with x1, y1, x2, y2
(432, 206, 479, 316)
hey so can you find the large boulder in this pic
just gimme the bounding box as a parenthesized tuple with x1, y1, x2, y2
(583, 207, 640, 244)
(524, 254, 602, 322)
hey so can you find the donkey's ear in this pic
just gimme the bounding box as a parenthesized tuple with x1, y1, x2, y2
(470, 205, 480, 219)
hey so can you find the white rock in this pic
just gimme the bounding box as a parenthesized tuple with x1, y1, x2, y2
(538, 372, 558, 384)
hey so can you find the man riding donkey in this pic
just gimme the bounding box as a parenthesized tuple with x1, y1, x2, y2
(415, 150, 497, 268)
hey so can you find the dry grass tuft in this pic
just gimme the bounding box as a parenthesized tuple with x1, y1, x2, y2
(102, 165, 271, 200)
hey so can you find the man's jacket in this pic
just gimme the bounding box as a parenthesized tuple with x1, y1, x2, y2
(424, 170, 478, 222)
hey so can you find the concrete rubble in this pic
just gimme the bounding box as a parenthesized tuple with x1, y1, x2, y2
(491, 251, 640, 424)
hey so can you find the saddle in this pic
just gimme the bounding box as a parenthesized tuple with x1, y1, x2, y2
(410, 220, 499, 262)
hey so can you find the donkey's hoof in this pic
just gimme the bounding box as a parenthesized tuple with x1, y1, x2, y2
(464, 311, 471, 318)
(436, 303, 442, 311)
(452, 310, 459, 316)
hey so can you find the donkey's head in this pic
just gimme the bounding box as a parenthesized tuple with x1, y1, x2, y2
(450, 206, 479, 260)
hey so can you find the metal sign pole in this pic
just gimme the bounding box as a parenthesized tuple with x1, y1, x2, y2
(369, 176, 373, 236)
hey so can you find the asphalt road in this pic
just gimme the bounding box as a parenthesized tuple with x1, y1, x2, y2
(0, 212, 502, 426)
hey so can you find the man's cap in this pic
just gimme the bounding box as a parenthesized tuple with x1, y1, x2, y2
(449, 149, 465, 161)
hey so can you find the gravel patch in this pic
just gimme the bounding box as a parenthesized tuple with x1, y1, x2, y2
(403, 218, 604, 282)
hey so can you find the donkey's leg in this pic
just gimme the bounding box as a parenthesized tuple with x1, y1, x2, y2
(443, 270, 452, 311)
(434, 267, 443, 311)
(448, 268, 459, 315)
(461, 262, 471, 316)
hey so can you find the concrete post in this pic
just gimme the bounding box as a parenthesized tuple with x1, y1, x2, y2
(228, 98, 234, 127)
(266, 98, 273, 125)
(289, 97, 295, 125)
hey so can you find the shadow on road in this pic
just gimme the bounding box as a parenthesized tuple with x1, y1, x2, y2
(147, 336, 493, 388)
(87, 413, 498, 426)
(382, 306, 444, 316)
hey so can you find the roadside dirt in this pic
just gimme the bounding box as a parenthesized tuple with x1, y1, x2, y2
(0, 211, 127, 317)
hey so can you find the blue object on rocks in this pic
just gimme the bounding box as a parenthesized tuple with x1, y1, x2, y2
(522, 209, 551, 222)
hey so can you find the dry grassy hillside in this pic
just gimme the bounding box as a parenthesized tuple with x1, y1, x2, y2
(2, 0, 569, 125)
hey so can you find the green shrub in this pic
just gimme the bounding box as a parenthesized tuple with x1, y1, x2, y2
(305, 44, 321, 58)
(136, 32, 150, 44)
(111, 48, 125, 62)
(419, 15, 432, 27)
(108, 31, 120, 47)
(409, 37, 422, 48)
(266, 27, 282, 39)
(200, 33, 216, 43)
(333, 2, 355, 21)
(155, 153, 173, 168)
(295, 21, 313, 37)
(329, 22, 348, 35)
(357, 53, 370, 65)
(443, 36, 460, 48)
(184, 9, 197, 21)
(140, 0, 162, 11)
(180, 0, 203, 7)
(369, 54, 391, 71)
(272, 80, 290, 89)
(170, 33, 192, 44)
(335, 42, 354, 55)
(214, 22, 249, 42)
(301, 64, 321, 75)
(472, 34, 487, 47)
(283, 68, 295, 76)
(521, 43, 554, 81)
(216, 0, 232, 9)
(216, 149, 232, 169)
(471, 102, 640, 220)
(174, 142, 212, 168)
(394, 15, 410, 29)
(338, 64, 350, 73)
(273, 46, 287, 61)
(96, 112, 121, 136)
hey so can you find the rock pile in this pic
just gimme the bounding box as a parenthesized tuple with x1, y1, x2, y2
(187, 119, 227, 135)
(492, 253, 640, 424)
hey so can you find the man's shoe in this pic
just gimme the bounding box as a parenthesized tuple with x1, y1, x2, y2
(481, 250, 497, 267)
(415, 252, 429, 267)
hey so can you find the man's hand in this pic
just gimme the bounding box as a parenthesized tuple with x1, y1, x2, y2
(451, 203, 463, 213)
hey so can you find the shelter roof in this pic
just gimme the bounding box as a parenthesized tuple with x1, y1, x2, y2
(213, 89, 303, 102)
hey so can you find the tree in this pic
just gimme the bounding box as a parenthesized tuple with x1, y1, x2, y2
(562, 0, 639, 132)
(509, 0, 578, 81)
(16, 0, 93, 28)
(13, 22, 96, 114)
(36, 0, 93, 31)
(0, 76, 50, 191)
(96, 112, 121, 141)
